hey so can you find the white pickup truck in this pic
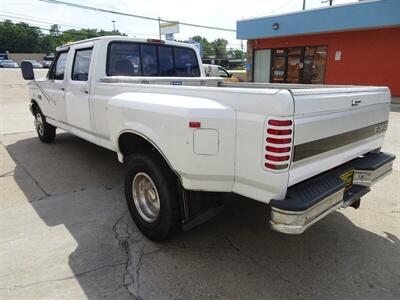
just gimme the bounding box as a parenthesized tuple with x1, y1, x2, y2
(21, 36, 395, 240)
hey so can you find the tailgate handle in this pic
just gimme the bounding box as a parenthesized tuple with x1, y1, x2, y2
(352, 99, 362, 106)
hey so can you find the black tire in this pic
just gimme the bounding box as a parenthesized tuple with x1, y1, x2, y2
(34, 108, 56, 143)
(124, 151, 181, 241)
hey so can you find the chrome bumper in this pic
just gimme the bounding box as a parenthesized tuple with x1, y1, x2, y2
(270, 152, 395, 234)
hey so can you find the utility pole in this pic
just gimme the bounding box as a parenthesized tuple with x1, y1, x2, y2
(321, 0, 333, 6)
(303, 0, 306, 10)
(158, 17, 161, 39)
(112, 20, 115, 32)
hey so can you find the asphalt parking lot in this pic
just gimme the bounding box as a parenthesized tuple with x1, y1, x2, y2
(0, 68, 399, 299)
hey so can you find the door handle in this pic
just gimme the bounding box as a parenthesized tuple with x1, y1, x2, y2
(80, 88, 89, 94)
(61, 87, 65, 91)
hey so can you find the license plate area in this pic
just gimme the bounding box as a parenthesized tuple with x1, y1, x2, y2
(340, 169, 354, 190)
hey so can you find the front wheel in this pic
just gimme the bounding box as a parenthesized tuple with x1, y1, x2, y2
(124, 152, 181, 241)
(34, 109, 56, 143)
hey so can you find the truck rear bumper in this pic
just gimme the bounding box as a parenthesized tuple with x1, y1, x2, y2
(269, 152, 395, 234)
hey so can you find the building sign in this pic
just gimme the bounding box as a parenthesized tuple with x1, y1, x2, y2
(165, 33, 174, 41)
(335, 51, 342, 61)
(160, 22, 180, 35)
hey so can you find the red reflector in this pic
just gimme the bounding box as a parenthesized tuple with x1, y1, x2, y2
(266, 146, 291, 153)
(147, 39, 165, 44)
(267, 137, 292, 144)
(189, 121, 201, 128)
(265, 154, 290, 162)
(265, 163, 288, 170)
(268, 119, 292, 126)
(267, 128, 292, 135)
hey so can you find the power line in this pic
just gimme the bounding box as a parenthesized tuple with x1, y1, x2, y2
(252, 0, 296, 18)
(1, 16, 244, 51)
(0, 17, 123, 38)
(38, 0, 236, 32)
(0, 14, 160, 37)
(0, 12, 82, 29)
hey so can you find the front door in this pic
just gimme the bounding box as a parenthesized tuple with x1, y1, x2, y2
(40, 51, 68, 121)
(65, 47, 94, 140)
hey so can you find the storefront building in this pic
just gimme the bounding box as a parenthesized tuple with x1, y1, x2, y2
(237, 0, 400, 96)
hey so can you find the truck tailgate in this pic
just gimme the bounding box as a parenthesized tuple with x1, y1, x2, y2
(289, 86, 391, 186)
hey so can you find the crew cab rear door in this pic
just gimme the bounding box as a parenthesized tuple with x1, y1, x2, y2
(65, 44, 95, 142)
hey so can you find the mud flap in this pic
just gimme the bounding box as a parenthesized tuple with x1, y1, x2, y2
(180, 189, 224, 231)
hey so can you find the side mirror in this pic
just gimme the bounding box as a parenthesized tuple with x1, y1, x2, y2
(21, 61, 35, 80)
(227, 72, 232, 78)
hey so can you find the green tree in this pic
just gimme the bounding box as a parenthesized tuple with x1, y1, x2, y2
(49, 24, 60, 37)
(191, 35, 215, 58)
(0, 20, 42, 53)
(227, 48, 245, 60)
(0, 20, 127, 53)
(211, 38, 228, 58)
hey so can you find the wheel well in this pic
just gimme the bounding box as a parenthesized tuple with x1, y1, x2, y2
(118, 132, 155, 158)
(118, 132, 180, 181)
(31, 100, 39, 114)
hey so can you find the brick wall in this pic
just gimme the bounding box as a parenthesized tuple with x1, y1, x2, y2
(246, 40, 253, 82)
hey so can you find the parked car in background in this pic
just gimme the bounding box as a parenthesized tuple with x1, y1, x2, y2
(0, 59, 19, 68)
(42, 60, 52, 68)
(203, 64, 231, 78)
(22, 60, 43, 68)
(0, 53, 9, 60)
(203, 64, 246, 82)
(42, 54, 54, 68)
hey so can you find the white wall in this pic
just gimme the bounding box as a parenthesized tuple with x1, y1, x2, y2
(253, 49, 271, 83)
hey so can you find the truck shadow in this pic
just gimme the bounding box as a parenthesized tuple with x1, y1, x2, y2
(5, 133, 400, 299)
(390, 103, 400, 112)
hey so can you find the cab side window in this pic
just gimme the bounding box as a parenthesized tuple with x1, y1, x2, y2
(72, 48, 93, 81)
(48, 52, 68, 80)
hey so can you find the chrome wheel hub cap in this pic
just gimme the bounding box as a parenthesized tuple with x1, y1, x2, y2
(35, 113, 44, 136)
(132, 172, 160, 223)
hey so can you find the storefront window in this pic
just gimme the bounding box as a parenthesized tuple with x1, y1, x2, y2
(265, 45, 327, 84)
(303, 46, 327, 84)
(287, 56, 301, 83)
(271, 56, 286, 82)
(288, 47, 302, 56)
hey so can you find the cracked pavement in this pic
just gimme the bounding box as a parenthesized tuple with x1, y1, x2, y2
(1, 69, 399, 299)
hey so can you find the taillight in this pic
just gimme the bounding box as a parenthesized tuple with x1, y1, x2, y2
(266, 146, 291, 153)
(264, 118, 293, 171)
(266, 137, 292, 144)
(268, 119, 292, 126)
(265, 154, 290, 162)
(265, 163, 289, 170)
(267, 128, 292, 135)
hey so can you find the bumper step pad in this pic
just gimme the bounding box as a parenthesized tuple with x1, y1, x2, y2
(270, 152, 395, 234)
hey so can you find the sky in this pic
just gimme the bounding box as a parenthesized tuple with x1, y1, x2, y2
(2, 0, 357, 49)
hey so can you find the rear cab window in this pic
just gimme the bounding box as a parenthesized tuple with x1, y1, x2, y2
(107, 41, 200, 77)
